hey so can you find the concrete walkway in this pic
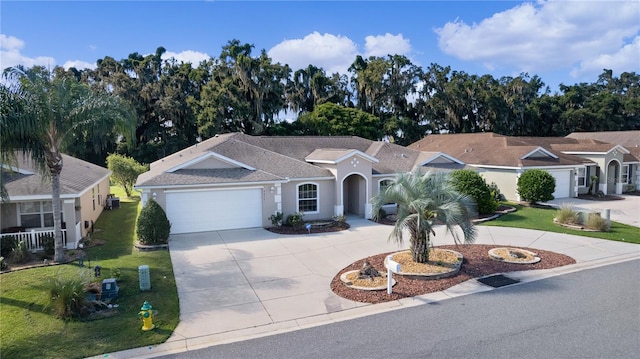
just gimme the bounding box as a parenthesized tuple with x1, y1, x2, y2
(543, 194, 640, 227)
(94, 201, 639, 359)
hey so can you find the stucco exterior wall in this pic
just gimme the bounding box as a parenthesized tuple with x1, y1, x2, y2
(479, 169, 519, 201)
(280, 179, 335, 221)
(78, 177, 110, 237)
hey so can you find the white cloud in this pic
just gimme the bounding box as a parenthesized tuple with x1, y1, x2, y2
(0, 34, 56, 70)
(162, 50, 210, 65)
(364, 33, 411, 58)
(268, 31, 359, 75)
(435, 0, 640, 79)
(570, 35, 640, 78)
(62, 60, 96, 70)
(268, 31, 414, 75)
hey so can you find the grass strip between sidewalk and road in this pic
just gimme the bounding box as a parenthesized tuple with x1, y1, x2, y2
(0, 187, 179, 359)
(480, 203, 640, 244)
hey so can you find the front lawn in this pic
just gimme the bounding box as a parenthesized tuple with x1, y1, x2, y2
(480, 203, 640, 244)
(0, 187, 179, 359)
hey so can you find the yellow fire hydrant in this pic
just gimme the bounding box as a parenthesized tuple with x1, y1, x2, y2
(138, 301, 155, 331)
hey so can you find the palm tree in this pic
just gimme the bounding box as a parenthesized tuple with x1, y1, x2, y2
(1, 66, 135, 262)
(372, 170, 477, 263)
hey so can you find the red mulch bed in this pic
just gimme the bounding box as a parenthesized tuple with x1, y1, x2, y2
(330, 244, 576, 304)
(266, 221, 350, 235)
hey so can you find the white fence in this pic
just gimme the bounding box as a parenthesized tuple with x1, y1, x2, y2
(0, 229, 68, 252)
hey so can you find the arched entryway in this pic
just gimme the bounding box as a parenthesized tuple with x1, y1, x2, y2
(342, 173, 367, 217)
(606, 160, 620, 194)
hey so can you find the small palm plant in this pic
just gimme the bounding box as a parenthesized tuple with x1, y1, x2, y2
(372, 170, 477, 263)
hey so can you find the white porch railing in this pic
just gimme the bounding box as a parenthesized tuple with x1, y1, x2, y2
(0, 229, 68, 252)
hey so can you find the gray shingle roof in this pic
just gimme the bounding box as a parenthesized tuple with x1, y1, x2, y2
(2, 153, 111, 199)
(135, 133, 433, 188)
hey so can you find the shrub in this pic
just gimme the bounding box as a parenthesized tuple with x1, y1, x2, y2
(110, 267, 122, 281)
(332, 214, 347, 223)
(11, 240, 31, 263)
(286, 212, 304, 228)
(586, 212, 609, 231)
(517, 169, 555, 204)
(136, 199, 171, 245)
(377, 207, 387, 221)
(555, 204, 580, 225)
(45, 271, 90, 320)
(488, 182, 504, 202)
(269, 212, 283, 227)
(449, 170, 498, 215)
(0, 256, 7, 270)
(0, 235, 17, 257)
(41, 235, 55, 256)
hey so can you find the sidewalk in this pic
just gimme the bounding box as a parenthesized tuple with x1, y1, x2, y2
(92, 218, 639, 359)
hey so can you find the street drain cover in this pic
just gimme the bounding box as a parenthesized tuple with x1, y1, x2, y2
(477, 274, 520, 288)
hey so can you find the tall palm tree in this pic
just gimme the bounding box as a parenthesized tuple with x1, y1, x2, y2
(372, 170, 477, 263)
(1, 66, 135, 262)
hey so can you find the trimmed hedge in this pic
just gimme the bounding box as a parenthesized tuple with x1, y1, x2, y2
(136, 199, 171, 245)
(449, 169, 498, 215)
(517, 169, 556, 204)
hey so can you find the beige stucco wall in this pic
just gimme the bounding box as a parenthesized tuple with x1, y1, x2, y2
(77, 176, 110, 237)
(479, 169, 519, 202)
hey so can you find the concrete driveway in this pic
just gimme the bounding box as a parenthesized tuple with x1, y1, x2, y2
(96, 205, 640, 358)
(543, 194, 640, 227)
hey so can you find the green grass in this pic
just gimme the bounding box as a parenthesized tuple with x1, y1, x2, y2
(0, 187, 179, 359)
(481, 203, 640, 244)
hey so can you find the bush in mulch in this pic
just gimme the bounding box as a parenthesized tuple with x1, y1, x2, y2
(330, 244, 576, 304)
(267, 221, 350, 235)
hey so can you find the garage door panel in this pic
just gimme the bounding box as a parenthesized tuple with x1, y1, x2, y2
(166, 188, 262, 234)
(548, 170, 571, 199)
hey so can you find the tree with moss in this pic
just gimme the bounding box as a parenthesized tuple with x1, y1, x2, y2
(517, 169, 556, 204)
(136, 199, 171, 245)
(449, 169, 499, 215)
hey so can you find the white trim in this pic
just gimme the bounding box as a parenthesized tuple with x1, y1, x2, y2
(305, 150, 379, 164)
(562, 145, 629, 155)
(339, 172, 370, 217)
(166, 152, 255, 172)
(164, 185, 264, 194)
(520, 147, 558, 160)
(1, 163, 34, 175)
(417, 152, 464, 166)
(296, 182, 319, 214)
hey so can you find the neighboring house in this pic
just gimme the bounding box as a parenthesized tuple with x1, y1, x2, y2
(565, 131, 640, 194)
(408, 131, 639, 201)
(0, 154, 111, 250)
(134, 133, 465, 234)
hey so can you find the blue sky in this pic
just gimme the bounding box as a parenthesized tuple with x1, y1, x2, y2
(1, 0, 638, 92)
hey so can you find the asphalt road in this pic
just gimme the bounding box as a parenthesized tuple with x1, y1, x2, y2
(156, 260, 640, 359)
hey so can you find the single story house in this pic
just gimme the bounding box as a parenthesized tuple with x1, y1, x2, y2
(1, 154, 112, 250)
(408, 131, 640, 201)
(134, 133, 466, 234)
(565, 131, 640, 194)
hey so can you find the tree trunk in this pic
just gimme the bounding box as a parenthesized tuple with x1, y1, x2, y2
(48, 152, 65, 262)
(410, 227, 430, 263)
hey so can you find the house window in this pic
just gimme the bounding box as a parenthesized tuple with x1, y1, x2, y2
(621, 165, 631, 184)
(297, 183, 318, 213)
(379, 179, 393, 195)
(92, 188, 96, 210)
(577, 168, 586, 187)
(19, 201, 62, 229)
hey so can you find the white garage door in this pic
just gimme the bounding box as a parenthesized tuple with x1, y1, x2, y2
(547, 170, 571, 199)
(165, 188, 263, 234)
